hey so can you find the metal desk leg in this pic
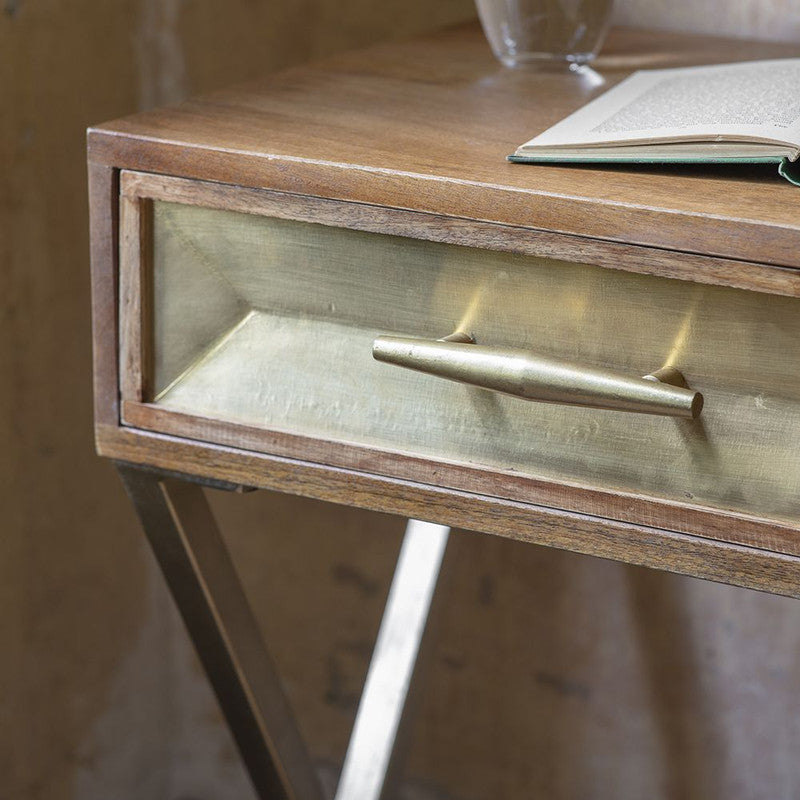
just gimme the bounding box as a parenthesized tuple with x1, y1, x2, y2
(334, 519, 451, 800)
(117, 465, 325, 800)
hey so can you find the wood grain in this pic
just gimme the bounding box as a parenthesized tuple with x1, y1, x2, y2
(90, 25, 800, 268)
(119, 194, 145, 403)
(100, 423, 800, 599)
(120, 170, 800, 298)
(88, 163, 121, 428)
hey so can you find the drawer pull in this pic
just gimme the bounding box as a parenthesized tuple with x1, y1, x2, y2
(372, 335, 703, 419)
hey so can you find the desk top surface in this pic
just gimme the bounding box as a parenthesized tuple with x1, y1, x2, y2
(90, 24, 800, 267)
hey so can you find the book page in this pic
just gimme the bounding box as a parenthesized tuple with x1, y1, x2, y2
(522, 59, 800, 150)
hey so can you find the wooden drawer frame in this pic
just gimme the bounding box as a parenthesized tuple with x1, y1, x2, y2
(91, 164, 800, 597)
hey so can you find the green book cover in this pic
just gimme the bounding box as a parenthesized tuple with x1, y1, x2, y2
(509, 59, 800, 187)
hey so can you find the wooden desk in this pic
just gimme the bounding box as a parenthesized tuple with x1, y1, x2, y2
(88, 25, 800, 799)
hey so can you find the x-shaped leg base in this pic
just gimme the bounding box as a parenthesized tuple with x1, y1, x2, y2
(118, 464, 450, 800)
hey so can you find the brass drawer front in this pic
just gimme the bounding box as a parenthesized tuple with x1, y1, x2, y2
(121, 188, 800, 531)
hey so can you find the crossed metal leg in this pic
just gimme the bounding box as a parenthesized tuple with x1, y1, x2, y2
(335, 518, 450, 800)
(118, 464, 451, 800)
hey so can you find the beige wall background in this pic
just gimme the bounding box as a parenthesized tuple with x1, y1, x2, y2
(614, 0, 800, 42)
(4, 2, 800, 799)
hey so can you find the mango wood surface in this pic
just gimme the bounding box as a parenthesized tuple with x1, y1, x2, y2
(119, 193, 150, 403)
(100, 423, 800, 599)
(88, 162, 120, 428)
(89, 25, 800, 267)
(119, 171, 800, 297)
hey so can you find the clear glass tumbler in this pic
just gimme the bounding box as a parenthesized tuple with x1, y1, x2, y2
(475, 0, 615, 68)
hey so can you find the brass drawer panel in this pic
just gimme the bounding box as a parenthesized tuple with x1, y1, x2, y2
(120, 186, 800, 532)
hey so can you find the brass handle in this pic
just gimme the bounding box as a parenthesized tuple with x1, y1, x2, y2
(372, 335, 703, 419)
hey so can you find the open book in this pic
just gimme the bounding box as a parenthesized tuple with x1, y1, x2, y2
(510, 59, 800, 186)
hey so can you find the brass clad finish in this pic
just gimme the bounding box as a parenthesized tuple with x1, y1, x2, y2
(133, 197, 800, 529)
(643, 366, 690, 388)
(372, 336, 703, 419)
(439, 331, 476, 344)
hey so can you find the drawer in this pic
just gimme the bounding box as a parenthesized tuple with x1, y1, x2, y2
(118, 171, 800, 552)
